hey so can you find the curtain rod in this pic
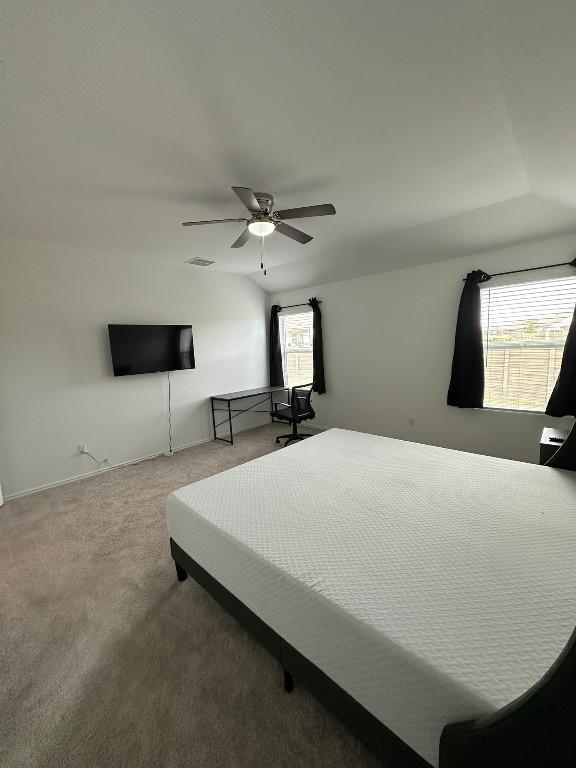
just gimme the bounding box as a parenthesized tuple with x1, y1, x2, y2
(463, 257, 576, 281)
(279, 300, 322, 310)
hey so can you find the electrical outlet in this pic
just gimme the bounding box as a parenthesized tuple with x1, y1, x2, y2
(408, 418, 415, 427)
(78, 443, 88, 454)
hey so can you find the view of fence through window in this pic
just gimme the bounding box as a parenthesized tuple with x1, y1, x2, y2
(481, 275, 576, 411)
(279, 309, 313, 388)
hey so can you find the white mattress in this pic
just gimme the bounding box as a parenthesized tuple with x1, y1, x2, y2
(166, 428, 576, 767)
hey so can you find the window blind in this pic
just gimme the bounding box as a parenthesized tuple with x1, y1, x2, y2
(279, 309, 313, 388)
(480, 274, 576, 411)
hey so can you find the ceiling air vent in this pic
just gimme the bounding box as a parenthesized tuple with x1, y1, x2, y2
(186, 257, 215, 267)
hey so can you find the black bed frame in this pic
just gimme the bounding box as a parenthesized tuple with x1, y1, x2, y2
(170, 538, 576, 767)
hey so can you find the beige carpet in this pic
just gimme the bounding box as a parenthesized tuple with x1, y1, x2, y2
(0, 424, 381, 768)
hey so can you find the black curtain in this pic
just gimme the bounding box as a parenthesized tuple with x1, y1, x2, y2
(269, 304, 284, 387)
(546, 302, 576, 417)
(308, 297, 326, 394)
(447, 269, 491, 408)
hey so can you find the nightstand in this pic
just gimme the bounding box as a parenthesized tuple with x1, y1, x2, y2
(540, 427, 569, 465)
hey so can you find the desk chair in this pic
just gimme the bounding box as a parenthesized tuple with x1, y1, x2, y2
(272, 384, 315, 447)
(546, 420, 576, 470)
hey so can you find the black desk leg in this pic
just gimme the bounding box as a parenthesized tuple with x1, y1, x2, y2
(228, 400, 233, 445)
(211, 398, 217, 441)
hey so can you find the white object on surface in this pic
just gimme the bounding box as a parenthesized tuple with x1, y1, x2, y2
(166, 428, 576, 767)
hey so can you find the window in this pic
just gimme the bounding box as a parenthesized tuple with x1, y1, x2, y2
(481, 274, 576, 411)
(279, 309, 313, 388)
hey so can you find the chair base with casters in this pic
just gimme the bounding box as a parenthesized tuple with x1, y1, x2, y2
(275, 420, 314, 447)
(272, 383, 316, 448)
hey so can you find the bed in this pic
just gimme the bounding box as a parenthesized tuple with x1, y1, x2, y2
(166, 428, 576, 767)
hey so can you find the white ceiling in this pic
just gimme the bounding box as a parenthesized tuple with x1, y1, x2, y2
(2, 1, 576, 293)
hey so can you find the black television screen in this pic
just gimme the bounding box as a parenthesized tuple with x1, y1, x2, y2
(108, 324, 195, 376)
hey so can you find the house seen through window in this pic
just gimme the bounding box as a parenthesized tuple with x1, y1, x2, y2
(279, 309, 313, 388)
(480, 274, 576, 411)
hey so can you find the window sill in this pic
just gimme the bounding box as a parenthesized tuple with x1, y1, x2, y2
(478, 407, 549, 416)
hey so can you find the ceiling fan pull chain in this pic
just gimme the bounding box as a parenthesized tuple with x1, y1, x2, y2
(262, 237, 267, 276)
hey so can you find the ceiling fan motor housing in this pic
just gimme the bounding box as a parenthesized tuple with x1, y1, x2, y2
(254, 192, 274, 213)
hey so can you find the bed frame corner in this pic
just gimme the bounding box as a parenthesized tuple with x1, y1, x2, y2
(439, 624, 576, 767)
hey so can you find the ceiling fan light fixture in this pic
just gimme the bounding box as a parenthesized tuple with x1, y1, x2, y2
(248, 220, 275, 237)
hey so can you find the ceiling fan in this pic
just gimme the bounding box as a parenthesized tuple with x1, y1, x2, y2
(181, 186, 336, 248)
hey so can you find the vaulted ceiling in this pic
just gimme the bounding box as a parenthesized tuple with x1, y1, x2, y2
(2, 1, 576, 292)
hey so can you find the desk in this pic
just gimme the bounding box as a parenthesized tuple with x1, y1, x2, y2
(539, 427, 569, 465)
(210, 386, 288, 445)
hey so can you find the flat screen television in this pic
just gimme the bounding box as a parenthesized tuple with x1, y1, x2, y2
(108, 324, 195, 376)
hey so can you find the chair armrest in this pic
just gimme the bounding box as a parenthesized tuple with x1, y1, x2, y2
(274, 402, 290, 412)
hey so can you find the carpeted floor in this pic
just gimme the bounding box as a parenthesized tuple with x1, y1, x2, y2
(0, 424, 381, 768)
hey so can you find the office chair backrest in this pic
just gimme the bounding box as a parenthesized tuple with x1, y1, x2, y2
(291, 383, 315, 418)
(546, 420, 576, 470)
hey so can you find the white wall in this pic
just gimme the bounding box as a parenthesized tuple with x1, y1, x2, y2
(0, 240, 268, 497)
(273, 234, 576, 463)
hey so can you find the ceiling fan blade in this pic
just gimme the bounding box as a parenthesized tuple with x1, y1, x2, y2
(275, 203, 336, 220)
(182, 217, 247, 226)
(231, 186, 262, 213)
(275, 221, 313, 244)
(231, 228, 251, 248)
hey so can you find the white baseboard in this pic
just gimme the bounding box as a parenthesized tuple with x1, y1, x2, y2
(3, 417, 272, 502)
